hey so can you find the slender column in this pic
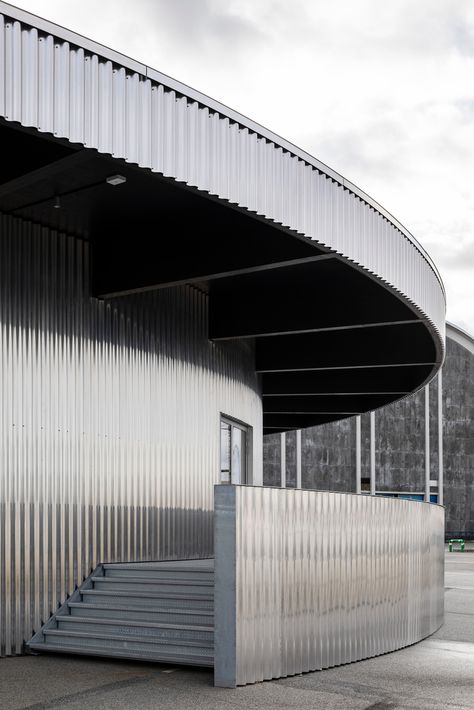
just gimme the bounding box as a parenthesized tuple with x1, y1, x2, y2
(356, 415, 362, 494)
(438, 371, 443, 506)
(424, 384, 430, 502)
(370, 411, 376, 495)
(296, 429, 302, 489)
(280, 432, 286, 488)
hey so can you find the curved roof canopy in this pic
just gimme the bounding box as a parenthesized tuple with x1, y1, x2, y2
(0, 2, 446, 433)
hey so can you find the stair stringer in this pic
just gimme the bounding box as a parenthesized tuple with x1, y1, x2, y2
(27, 564, 105, 649)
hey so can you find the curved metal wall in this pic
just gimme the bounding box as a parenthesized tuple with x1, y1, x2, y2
(0, 6, 445, 347)
(0, 213, 263, 656)
(215, 485, 445, 687)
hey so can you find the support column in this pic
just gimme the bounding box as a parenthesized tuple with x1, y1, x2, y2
(438, 371, 443, 506)
(370, 411, 376, 496)
(296, 429, 302, 489)
(356, 415, 362, 494)
(425, 384, 430, 502)
(280, 432, 286, 488)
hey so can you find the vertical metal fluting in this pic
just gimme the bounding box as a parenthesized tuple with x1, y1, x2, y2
(0, 8, 446, 346)
(370, 412, 376, 495)
(438, 371, 443, 506)
(0, 214, 263, 657)
(355, 415, 362, 494)
(425, 384, 430, 502)
(214, 485, 445, 687)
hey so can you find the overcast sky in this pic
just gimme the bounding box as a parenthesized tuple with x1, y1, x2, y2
(12, 0, 474, 333)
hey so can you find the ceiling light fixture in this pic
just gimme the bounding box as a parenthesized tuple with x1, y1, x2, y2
(53, 195, 61, 209)
(106, 175, 127, 186)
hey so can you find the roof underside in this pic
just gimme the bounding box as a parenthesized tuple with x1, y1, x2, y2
(0, 2, 446, 434)
(0, 120, 440, 433)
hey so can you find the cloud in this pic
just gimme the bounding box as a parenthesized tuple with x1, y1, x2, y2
(9, 0, 474, 333)
(139, 0, 265, 52)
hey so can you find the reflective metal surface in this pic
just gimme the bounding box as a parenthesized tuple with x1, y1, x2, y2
(0, 1, 446, 663)
(0, 3, 445, 347)
(215, 485, 444, 687)
(0, 215, 262, 656)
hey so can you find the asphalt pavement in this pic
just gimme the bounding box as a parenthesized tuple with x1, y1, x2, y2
(1, 549, 473, 709)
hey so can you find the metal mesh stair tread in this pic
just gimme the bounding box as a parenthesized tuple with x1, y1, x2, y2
(57, 615, 212, 633)
(28, 561, 216, 667)
(27, 642, 214, 666)
(103, 562, 214, 571)
(82, 588, 213, 600)
(91, 576, 214, 586)
(68, 601, 214, 618)
(43, 628, 214, 650)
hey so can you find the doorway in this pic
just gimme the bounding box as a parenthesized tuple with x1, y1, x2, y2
(220, 416, 251, 484)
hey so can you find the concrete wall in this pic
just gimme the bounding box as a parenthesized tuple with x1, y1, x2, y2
(443, 338, 474, 537)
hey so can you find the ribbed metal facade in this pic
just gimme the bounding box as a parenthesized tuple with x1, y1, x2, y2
(215, 485, 444, 687)
(0, 6, 445, 347)
(0, 213, 263, 656)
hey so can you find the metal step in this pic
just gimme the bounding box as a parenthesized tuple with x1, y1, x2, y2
(81, 589, 213, 609)
(27, 560, 215, 668)
(91, 576, 213, 594)
(27, 642, 214, 667)
(42, 629, 213, 656)
(68, 602, 213, 626)
(56, 616, 213, 641)
(103, 560, 214, 570)
(103, 564, 214, 581)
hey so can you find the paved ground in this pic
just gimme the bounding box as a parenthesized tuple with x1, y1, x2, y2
(1, 549, 473, 710)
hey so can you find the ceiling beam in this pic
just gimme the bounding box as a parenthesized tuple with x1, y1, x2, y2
(260, 364, 433, 395)
(209, 258, 418, 340)
(263, 393, 406, 412)
(256, 323, 437, 372)
(99, 253, 335, 298)
(0, 149, 89, 200)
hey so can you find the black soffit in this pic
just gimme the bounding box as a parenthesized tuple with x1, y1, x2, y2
(0, 120, 439, 431)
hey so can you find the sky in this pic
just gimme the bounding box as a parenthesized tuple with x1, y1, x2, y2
(10, 0, 474, 333)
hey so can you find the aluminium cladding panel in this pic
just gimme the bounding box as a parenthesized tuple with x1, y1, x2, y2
(214, 485, 444, 687)
(0, 11, 445, 344)
(0, 213, 263, 657)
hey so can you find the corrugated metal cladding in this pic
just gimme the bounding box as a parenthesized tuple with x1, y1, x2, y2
(0, 213, 263, 657)
(0, 10, 445, 345)
(214, 485, 444, 687)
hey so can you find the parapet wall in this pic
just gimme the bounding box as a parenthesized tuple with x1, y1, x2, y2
(214, 485, 444, 687)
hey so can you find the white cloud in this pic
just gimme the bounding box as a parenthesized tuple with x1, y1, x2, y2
(10, 0, 474, 333)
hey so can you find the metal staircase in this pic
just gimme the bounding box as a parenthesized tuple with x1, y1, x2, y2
(28, 560, 214, 667)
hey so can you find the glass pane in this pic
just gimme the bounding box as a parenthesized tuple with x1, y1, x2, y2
(231, 427, 243, 484)
(220, 421, 231, 483)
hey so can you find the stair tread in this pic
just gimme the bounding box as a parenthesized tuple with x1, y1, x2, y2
(58, 616, 213, 632)
(103, 560, 214, 572)
(68, 601, 214, 616)
(82, 589, 213, 600)
(29, 560, 216, 669)
(44, 628, 213, 649)
(27, 643, 214, 666)
(94, 576, 213, 586)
